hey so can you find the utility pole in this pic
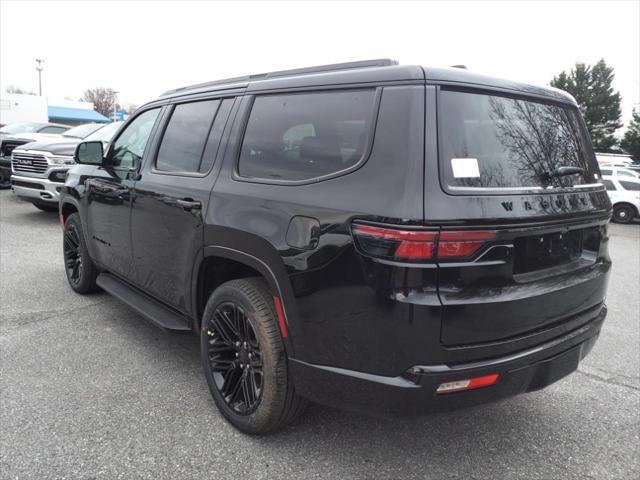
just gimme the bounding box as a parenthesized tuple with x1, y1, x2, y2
(35, 58, 44, 96)
(113, 91, 119, 122)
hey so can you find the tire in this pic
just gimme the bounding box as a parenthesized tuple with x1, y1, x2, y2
(201, 278, 307, 434)
(63, 213, 99, 294)
(33, 202, 59, 212)
(613, 204, 635, 224)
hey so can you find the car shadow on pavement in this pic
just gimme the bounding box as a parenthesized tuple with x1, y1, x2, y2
(91, 300, 633, 479)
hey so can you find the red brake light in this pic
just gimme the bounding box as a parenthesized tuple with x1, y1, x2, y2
(352, 224, 497, 261)
(352, 224, 437, 260)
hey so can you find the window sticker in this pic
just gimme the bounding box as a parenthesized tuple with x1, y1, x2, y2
(451, 157, 480, 178)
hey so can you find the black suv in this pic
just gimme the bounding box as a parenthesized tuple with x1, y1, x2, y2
(60, 60, 611, 434)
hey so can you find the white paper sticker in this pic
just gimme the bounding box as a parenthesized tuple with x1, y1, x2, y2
(451, 158, 480, 178)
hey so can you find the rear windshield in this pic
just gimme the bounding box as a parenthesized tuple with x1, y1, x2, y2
(438, 89, 597, 192)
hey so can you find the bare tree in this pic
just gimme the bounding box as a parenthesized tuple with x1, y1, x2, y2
(82, 87, 118, 117)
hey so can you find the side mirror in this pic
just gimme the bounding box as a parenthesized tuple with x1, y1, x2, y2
(75, 141, 104, 165)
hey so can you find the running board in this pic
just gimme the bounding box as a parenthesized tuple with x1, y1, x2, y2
(96, 273, 191, 332)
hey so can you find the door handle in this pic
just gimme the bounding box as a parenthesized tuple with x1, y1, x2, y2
(175, 198, 202, 211)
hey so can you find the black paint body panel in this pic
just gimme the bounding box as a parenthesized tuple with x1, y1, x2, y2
(60, 63, 611, 415)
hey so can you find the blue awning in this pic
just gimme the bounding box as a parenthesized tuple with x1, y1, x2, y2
(48, 106, 110, 123)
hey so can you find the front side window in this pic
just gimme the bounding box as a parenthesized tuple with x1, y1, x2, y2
(603, 179, 616, 191)
(619, 181, 640, 191)
(111, 108, 160, 169)
(155, 100, 221, 173)
(238, 89, 377, 181)
(439, 89, 596, 192)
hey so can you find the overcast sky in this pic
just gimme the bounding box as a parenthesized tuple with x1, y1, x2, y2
(1, 0, 639, 126)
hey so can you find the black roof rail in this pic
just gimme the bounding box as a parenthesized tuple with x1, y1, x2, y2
(161, 59, 399, 97)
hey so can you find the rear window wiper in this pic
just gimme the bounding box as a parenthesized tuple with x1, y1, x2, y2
(540, 166, 585, 181)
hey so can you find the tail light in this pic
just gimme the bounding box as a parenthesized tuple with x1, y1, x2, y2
(352, 223, 496, 261)
(437, 230, 497, 258)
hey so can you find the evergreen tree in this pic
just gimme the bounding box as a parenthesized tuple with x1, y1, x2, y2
(551, 59, 622, 152)
(620, 109, 640, 162)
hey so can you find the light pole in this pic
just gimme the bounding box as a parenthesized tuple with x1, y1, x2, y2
(113, 90, 119, 122)
(35, 59, 44, 96)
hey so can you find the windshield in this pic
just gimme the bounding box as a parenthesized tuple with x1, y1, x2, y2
(62, 123, 103, 139)
(0, 122, 42, 134)
(439, 89, 597, 192)
(84, 122, 123, 143)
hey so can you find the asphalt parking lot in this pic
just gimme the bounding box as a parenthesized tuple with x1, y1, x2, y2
(1, 190, 638, 480)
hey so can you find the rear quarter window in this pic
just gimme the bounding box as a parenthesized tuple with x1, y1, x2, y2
(238, 89, 378, 182)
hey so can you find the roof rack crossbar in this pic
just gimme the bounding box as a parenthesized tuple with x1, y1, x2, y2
(161, 59, 398, 97)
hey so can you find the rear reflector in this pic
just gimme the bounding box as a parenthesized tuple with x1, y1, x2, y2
(352, 223, 496, 261)
(273, 296, 288, 338)
(436, 373, 499, 394)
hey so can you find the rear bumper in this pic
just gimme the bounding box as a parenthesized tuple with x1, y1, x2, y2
(11, 174, 63, 204)
(290, 305, 605, 416)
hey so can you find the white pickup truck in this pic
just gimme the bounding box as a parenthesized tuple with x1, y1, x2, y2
(11, 122, 122, 211)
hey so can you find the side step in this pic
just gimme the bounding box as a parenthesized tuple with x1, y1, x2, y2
(96, 273, 191, 332)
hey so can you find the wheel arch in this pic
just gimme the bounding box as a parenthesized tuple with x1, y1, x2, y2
(60, 201, 79, 223)
(194, 245, 298, 355)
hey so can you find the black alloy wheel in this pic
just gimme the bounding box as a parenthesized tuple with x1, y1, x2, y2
(64, 223, 84, 286)
(205, 301, 263, 415)
(62, 213, 99, 294)
(201, 278, 307, 434)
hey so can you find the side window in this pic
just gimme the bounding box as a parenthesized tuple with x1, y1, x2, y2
(111, 108, 161, 169)
(156, 99, 221, 173)
(600, 169, 612, 176)
(283, 123, 315, 149)
(619, 181, 640, 191)
(199, 98, 234, 173)
(603, 180, 616, 191)
(238, 89, 377, 181)
(618, 170, 634, 178)
(40, 126, 68, 134)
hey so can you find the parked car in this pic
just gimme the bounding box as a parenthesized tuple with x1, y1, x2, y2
(60, 60, 611, 434)
(10, 122, 122, 211)
(602, 176, 640, 223)
(599, 166, 640, 180)
(0, 122, 71, 188)
(0, 121, 69, 141)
